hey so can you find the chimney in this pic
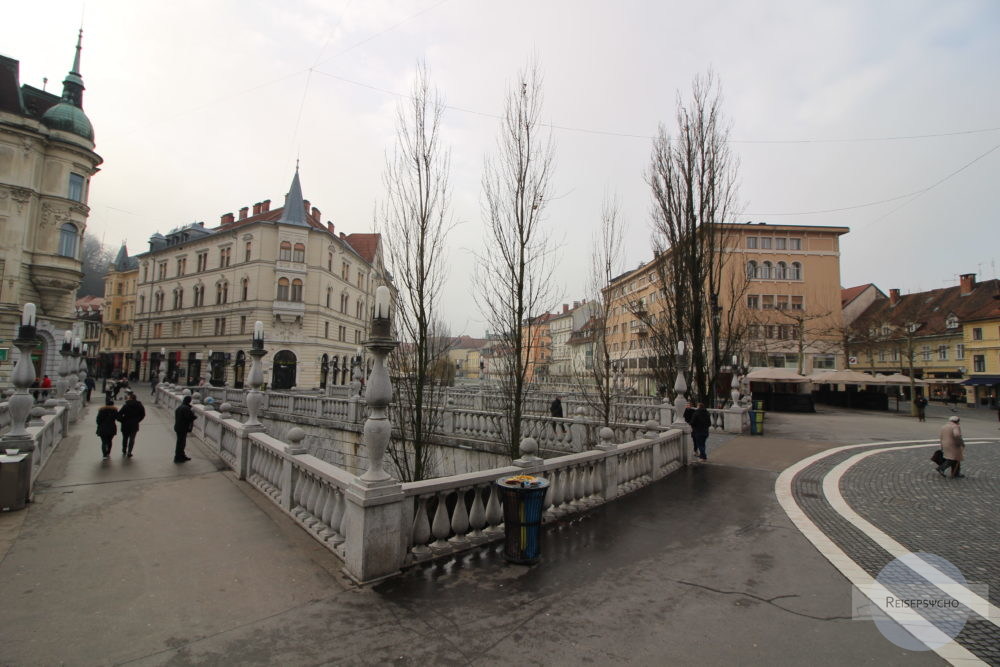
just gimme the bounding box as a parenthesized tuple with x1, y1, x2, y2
(562, 304, 569, 314)
(960, 273, 976, 295)
(327, 222, 335, 234)
(261, 199, 271, 212)
(221, 212, 235, 224)
(889, 288, 900, 305)
(340, 232, 346, 239)
(252, 202, 261, 215)
(312, 206, 320, 221)
(239, 207, 249, 220)
(303, 199, 310, 216)
(573, 301, 580, 308)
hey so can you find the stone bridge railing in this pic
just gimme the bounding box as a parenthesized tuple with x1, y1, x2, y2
(157, 384, 691, 584)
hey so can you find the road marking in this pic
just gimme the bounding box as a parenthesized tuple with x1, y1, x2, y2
(775, 439, 984, 665)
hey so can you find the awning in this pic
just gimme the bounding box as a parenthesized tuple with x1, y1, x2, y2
(746, 367, 811, 383)
(812, 370, 885, 385)
(876, 373, 928, 385)
(923, 378, 965, 385)
(961, 375, 1000, 386)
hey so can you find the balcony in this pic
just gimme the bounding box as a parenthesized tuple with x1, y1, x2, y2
(272, 300, 305, 323)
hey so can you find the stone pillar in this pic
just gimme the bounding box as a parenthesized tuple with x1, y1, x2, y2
(596, 427, 619, 499)
(2, 312, 38, 455)
(443, 399, 455, 435)
(724, 407, 747, 433)
(513, 437, 543, 468)
(570, 407, 588, 452)
(280, 427, 307, 509)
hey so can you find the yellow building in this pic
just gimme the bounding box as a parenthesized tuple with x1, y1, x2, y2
(99, 245, 139, 377)
(448, 336, 487, 381)
(960, 282, 1000, 407)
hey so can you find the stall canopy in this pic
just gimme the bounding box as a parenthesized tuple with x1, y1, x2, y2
(875, 373, 928, 385)
(811, 370, 885, 385)
(961, 375, 1000, 386)
(746, 368, 811, 383)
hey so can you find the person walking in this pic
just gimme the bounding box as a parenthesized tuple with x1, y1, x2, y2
(83, 376, 95, 404)
(914, 395, 928, 422)
(690, 402, 712, 462)
(95, 397, 118, 459)
(150, 372, 159, 397)
(937, 415, 965, 478)
(40, 375, 52, 399)
(173, 395, 197, 463)
(116, 392, 146, 457)
(549, 396, 566, 434)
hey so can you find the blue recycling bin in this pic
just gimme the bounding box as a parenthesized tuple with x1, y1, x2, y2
(497, 475, 550, 565)
(749, 409, 765, 435)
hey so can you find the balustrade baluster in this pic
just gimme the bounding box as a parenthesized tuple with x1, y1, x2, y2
(410, 495, 432, 557)
(559, 467, 576, 513)
(448, 488, 470, 545)
(316, 485, 333, 538)
(484, 483, 503, 534)
(291, 471, 306, 516)
(583, 462, 596, 507)
(303, 475, 321, 527)
(430, 491, 451, 551)
(468, 486, 487, 542)
(570, 464, 586, 509)
(544, 469, 560, 519)
(329, 490, 346, 545)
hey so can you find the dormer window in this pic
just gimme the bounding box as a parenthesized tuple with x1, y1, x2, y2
(945, 314, 959, 329)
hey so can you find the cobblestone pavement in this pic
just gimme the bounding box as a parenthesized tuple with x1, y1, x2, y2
(788, 438, 1000, 664)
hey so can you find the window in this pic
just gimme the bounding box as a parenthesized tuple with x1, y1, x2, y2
(153, 322, 163, 338)
(142, 265, 148, 282)
(760, 237, 772, 249)
(775, 261, 787, 280)
(241, 278, 249, 301)
(291, 279, 303, 302)
(138, 323, 144, 338)
(791, 295, 804, 310)
(176, 257, 186, 276)
(748, 324, 760, 339)
(172, 288, 184, 309)
(197, 253, 208, 272)
(171, 321, 181, 337)
(68, 173, 85, 202)
(244, 241, 252, 263)
(938, 345, 948, 361)
(972, 327, 983, 341)
(762, 295, 775, 310)
(956, 344, 965, 360)
(58, 223, 79, 257)
(139, 295, 145, 313)
(154, 291, 164, 312)
(357, 272, 365, 289)
(214, 317, 226, 336)
(973, 355, 986, 372)
(789, 238, 801, 250)
(746, 237, 758, 249)
(216, 281, 228, 305)
(355, 300, 364, 319)
(746, 261, 757, 279)
(340, 293, 349, 313)
(776, 295, 789, 310)
(279, 241, 292, 261)
(945, 314, 958, 329)
(219, 247, 231, 268)
(328, 252, 333, 271)
(921, 345, 931, 361)
(116, 282, 123, 295)
(764, 325, 775, 339)
(338, 325, 346, 342)
(776, 238, 786, 250)
(193, 285, 204, 307)
(192, 319, 203, 336)
(789, 262, 802, 280)
(879, 350, 886, 362)
(342, 262, 350, 281)
(324, 321, 329, 338)
(277, 278, 290, 301)
(760, 261, 772, 279)
(293, 243, 305, 263)
(240, 316, 246, 334)
(114, 308, 121, 320)
(325, 287, 332, 308)
(890, 349, 899, 362)
(355, 330, 361, 344)
(813, 355, 835, 369)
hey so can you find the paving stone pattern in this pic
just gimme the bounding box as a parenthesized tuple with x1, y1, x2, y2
(791, 442, 1000, 664)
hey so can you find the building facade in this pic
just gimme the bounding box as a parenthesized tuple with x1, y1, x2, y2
(547, 301, 594, 383)
(99, 245, 139, 378)
(134, 170, 386, 390)
(0, 32, 102, 383)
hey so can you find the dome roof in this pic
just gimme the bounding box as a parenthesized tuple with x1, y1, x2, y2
(41, 102, 94, 142)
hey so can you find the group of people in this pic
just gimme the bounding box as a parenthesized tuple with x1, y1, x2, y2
(94, 390, 197, 463)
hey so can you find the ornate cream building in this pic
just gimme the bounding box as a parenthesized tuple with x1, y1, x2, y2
(0, 32, 102, 383)
(134, 169, 386, 390)
(99, 245, 139, 377)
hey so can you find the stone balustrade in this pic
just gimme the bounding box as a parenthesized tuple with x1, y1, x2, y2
(157, 383, 692, 584)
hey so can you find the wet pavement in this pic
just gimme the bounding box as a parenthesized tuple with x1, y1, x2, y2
(0, 400, 997, 664)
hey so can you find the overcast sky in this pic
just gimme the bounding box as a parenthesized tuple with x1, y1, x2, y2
(5, 0, 999, 336)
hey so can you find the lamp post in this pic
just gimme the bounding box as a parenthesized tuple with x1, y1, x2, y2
(2, 304, 38, 449)
(710, 294, 723, 408)
(360, 286, 398, 485)
(245, 321, 267, 426)
(55, 330, 72, 405)
(673, 340, 688, 422)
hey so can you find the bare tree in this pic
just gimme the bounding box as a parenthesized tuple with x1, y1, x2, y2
(378, 62, 455, 482)
(474, 61, 558, 460)
(646, 71, 741, 403)
(575, 193, 626, 425)
(78, 234, 114, 297)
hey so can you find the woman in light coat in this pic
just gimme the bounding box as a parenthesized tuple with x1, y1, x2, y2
(937, 415, 965, 478)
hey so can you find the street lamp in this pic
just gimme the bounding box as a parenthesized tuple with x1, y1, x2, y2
(710, 293, 723, 408)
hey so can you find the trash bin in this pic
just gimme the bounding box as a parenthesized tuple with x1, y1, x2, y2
(497, 475, 550, 565)
(0, 451, 32, 511)
(749, 410, 765, 436)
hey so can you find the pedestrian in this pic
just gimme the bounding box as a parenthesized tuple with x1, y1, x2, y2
(549, 396, 565, 434)
(173, 395, 196, 463)
(937, 415, 965, 478)
(40, 374, 52, 399)
(30, 378, 41, 402)
(95, 397, 118, 459)
(690, 402, 712, 462)
(84, 376, 95, 404)
(116, 392, 146, 457)
(150, 372, 159, 396)
(914, 395, 928, 422)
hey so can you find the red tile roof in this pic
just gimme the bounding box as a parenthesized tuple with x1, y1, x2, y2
(343, 233, 380, 263)
(841, 284, 872, 307)
(852, 278, 1000, 337)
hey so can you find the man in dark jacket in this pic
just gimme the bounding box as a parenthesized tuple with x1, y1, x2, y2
(116, 392, 146, 457)
(95, 397, 118, 459)
(550, 396, 565, 433)
(690, 402, 712, 462)
(84, 376, 95, 404)
(173, 395, 197, 463)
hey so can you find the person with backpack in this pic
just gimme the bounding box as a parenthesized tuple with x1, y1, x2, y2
(116, 392, 146, 457)
(95, 397, 118, 459)
(914, 395, 928, 422)
(690, 402, 712, 462)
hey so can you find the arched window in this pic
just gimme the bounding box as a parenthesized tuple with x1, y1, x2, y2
(790, 262, 802, 280)
(244, 241, 252, 263)
(216, 281, 228, 304)
(58, 222, 79, 257)
(355, 299, 363, 319)
(760, 261, 772, 280)
(241, 278, 249, 301)
(277, 277, 289, 301)
(325, 286, 332, 308)
(775, 261, 787, 280)
(291, 278, 303, 302)
(746, 260, 757, 279)
(173, 288, 184, 309)
(139, 294, 145, 313)
(279, 241, 292, 261)
(340, 293, 348, 313)
(293, 243, 305, 263)
(193, 284, 204, 307)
